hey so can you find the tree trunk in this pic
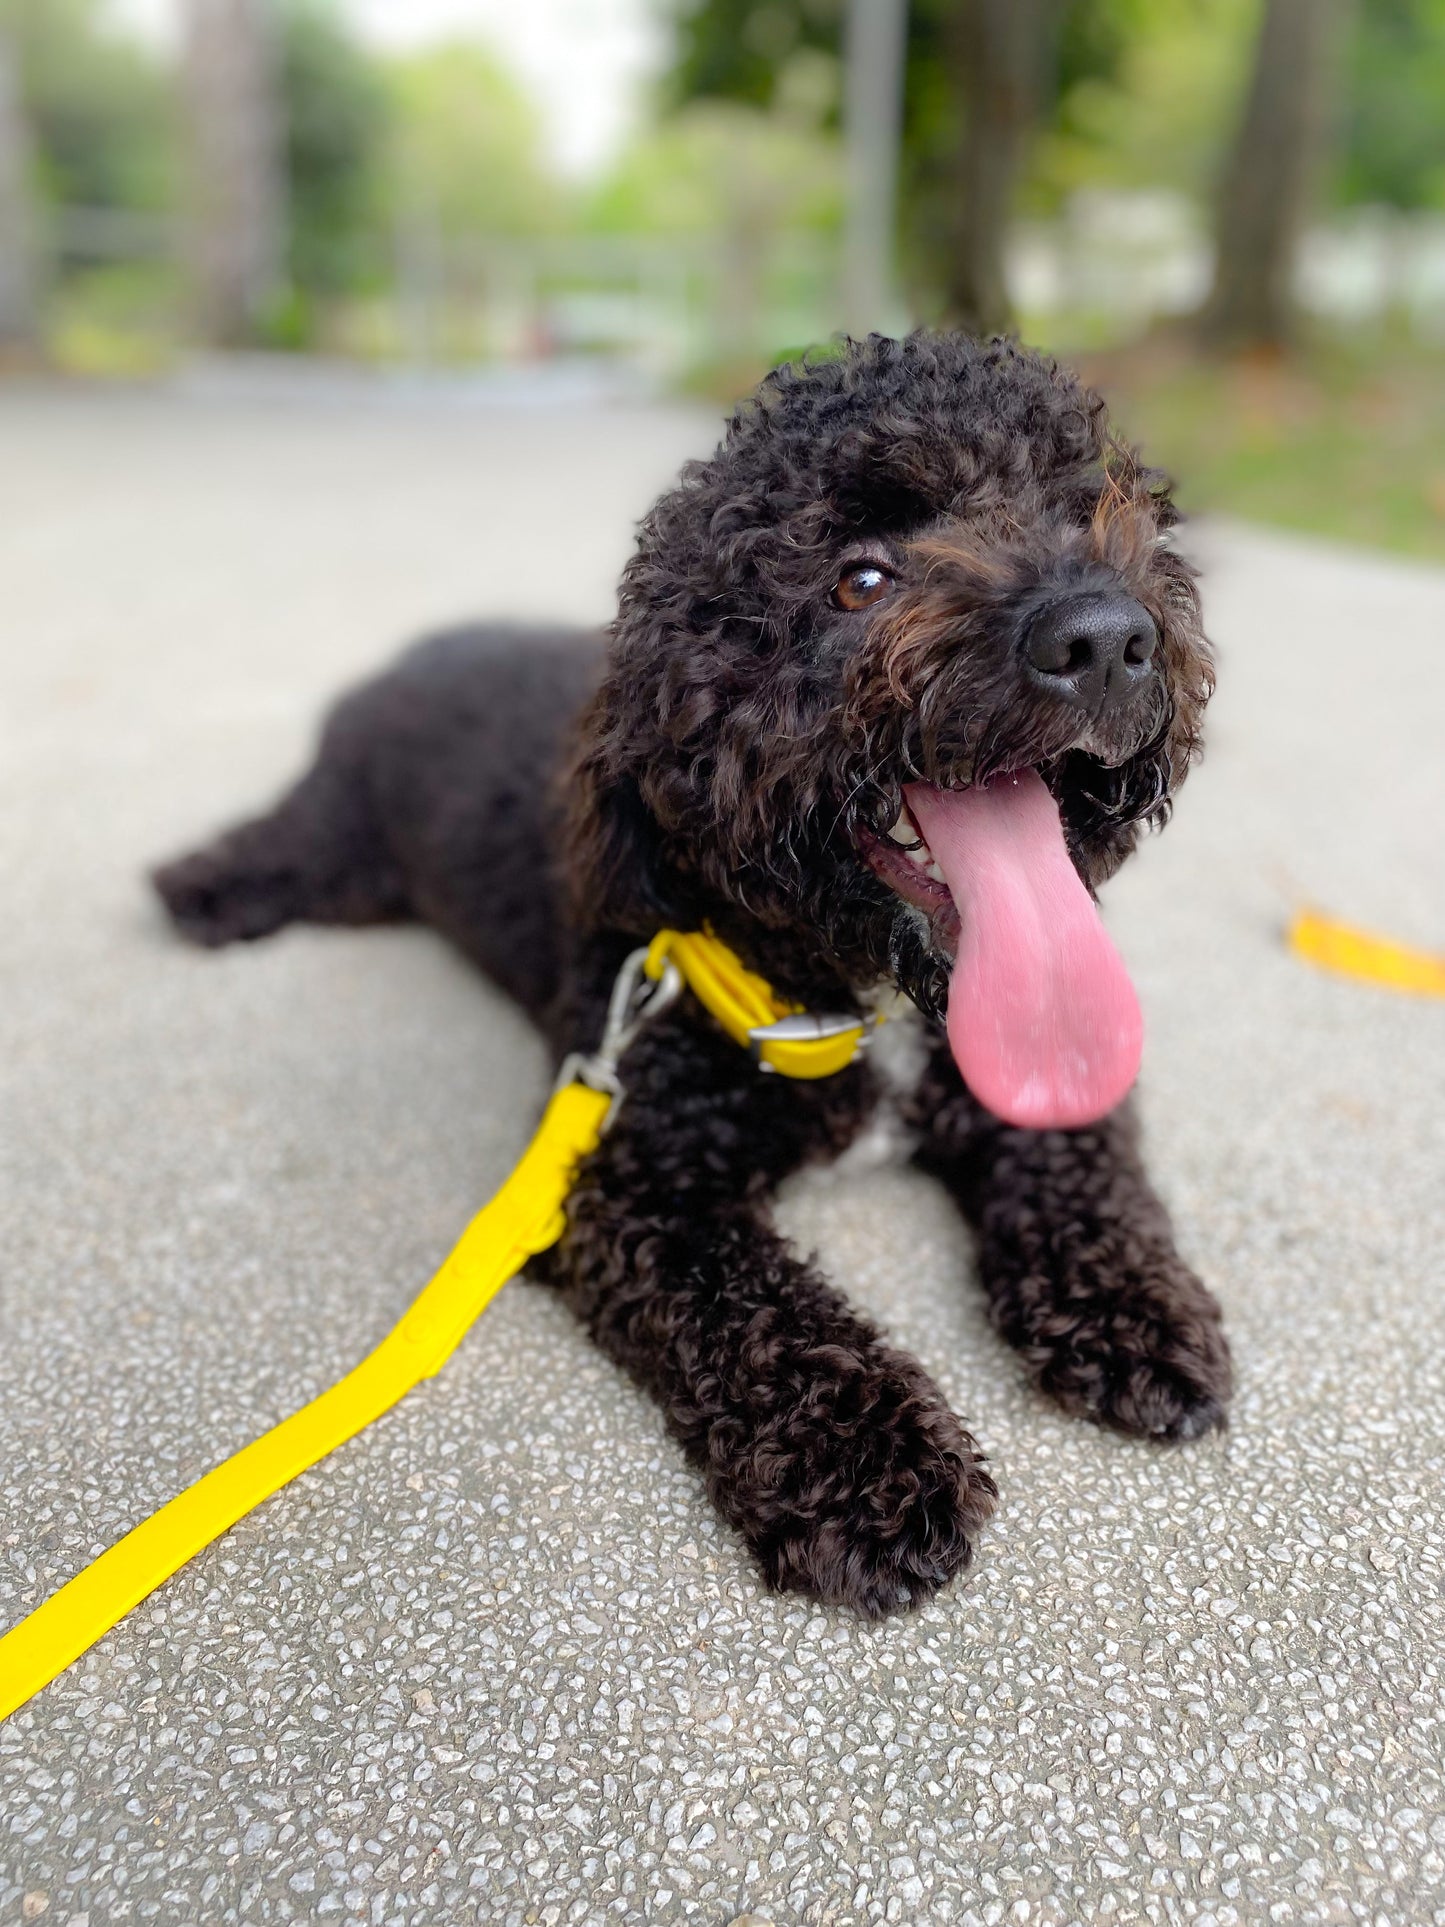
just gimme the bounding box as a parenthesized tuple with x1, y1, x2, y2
(0, 27, 35, 352)
(182, 0, 285, 346)
(943, 0, 1059, 337)
(842, 0, 908, 337)
(1199, 0, 1348, 352)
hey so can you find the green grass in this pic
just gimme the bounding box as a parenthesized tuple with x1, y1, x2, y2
(1077, 332, 1445, 563)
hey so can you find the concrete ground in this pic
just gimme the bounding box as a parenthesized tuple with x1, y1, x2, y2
(1, 375, 1442, 1927)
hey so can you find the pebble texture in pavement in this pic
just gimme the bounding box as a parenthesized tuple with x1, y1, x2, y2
(1, 384, 1442, 1926)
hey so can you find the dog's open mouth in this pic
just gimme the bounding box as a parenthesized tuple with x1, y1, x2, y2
(860, 770, 1143, 1131)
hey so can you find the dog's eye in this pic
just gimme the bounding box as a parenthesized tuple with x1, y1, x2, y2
(833, 564, 895, 612)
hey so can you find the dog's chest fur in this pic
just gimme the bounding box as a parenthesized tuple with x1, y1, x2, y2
(829, 997, 931, 1175)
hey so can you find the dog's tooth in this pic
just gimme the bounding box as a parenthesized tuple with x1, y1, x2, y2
(925, 860, 945, 884)
(887, 805, 920, 847)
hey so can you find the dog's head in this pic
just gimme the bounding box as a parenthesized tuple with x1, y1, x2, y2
(569, 332, 1213, 1127)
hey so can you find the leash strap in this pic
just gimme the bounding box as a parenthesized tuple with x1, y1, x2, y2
(0, 942, 692, 1724)
(0, 926, 869, 1721)
(0, 1081, 612, 1724)
(1289, 910, 1445, 998)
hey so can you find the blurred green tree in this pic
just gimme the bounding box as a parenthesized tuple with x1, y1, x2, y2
(0, 0, 174, 212)
(1200, 0, 1350, 349)
(588, 94, 842, 362)
(0, 23, 34, 345)
(669, 0, 1445, 344)
(1195, 0, 1445, 351)
(666, 0, 1169, 330)
(589, 99, 840, 238)
(669, 0, 838, 106)
(1337, 0, 1445, 210)
(383, 42, 558, 241)
(1031, 0, 1257, 207)
(278, 0, 388, 303)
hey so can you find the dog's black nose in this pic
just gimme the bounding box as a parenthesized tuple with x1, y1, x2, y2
(1022, 593, 1158, 711)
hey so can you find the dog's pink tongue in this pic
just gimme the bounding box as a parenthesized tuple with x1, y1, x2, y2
(905, 772, 1142, 1130)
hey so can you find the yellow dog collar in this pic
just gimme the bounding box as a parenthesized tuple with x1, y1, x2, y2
(645, 928, 873, 1079)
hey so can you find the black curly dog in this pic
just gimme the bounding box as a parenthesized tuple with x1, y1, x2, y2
(154, 333, 1231, 1617)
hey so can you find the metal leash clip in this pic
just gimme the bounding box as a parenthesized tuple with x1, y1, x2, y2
(746, 1008, 874, 1071)
(553, 946, 685, 1123)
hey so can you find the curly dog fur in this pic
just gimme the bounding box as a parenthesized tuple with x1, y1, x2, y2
(154, 332, 1231, 1617)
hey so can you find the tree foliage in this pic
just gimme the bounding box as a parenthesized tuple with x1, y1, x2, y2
(0, 0, 173, 211)
(665, 0, 1200, 311)
(1, 1, 562, 293)
(1337, 0, 1445, 210)
(666, 0, 1445, 316)
(588, 99, 840, 239)
(1032, 0, 1258, 207)
(279, 0, 388, 297)
(667, 0, 839, 110)
(383, 42, 558, 240)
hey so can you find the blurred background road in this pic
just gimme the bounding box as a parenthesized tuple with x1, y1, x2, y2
(1, 1, 1444, 1923)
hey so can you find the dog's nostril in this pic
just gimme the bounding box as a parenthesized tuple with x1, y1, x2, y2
(1123, 625, 1157, 667)
(1023, 593, 1159, 707)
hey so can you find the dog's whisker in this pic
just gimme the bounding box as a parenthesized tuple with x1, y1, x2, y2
(821, 756, 895, 851)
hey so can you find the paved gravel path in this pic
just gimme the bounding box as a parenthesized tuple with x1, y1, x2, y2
(1, 379, 1442, 1927)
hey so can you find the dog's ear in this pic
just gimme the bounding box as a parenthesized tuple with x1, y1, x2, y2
(563, 700, 690, 936)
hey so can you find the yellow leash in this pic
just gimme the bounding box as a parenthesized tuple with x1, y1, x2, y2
(18, 895, 1434, 1720)
(0, 932, 870, 1722)
(1288, 909, 1445, 998)
(0, 1081, 612, 1723)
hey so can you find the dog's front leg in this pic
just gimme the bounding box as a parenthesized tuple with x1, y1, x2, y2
(545, 1015, 997, 1615)
(911, 1039, 1231, 1440)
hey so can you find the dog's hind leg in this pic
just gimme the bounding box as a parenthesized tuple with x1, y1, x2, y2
(152, 627, 599, 1000)
(910, 1036, 1232, 1441)
(542, 1004, 998, 1616)
(152, 751, 406, 949)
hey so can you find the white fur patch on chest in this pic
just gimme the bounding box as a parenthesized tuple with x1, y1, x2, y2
(832, 996, 931, 1174)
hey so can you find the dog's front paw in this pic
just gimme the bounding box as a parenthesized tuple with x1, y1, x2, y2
(714, 1345, 998, 1617)
(1002, 1248, 1231, 1441)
